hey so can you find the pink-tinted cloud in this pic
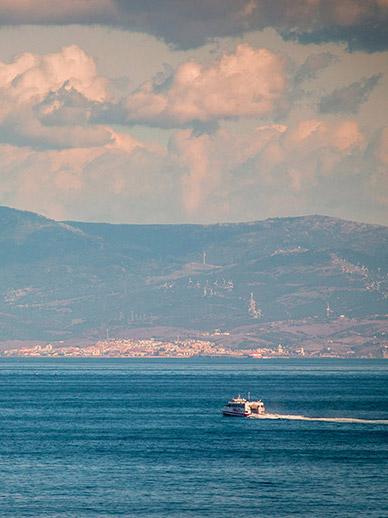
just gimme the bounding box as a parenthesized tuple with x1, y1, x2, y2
(171, 130, 213, 214)
(0, 45, 110, 149)
(121, 44, 288, 127)
(0, 38, 385, 224)
(0, 45, 107, 105)
(167, 118, 370, 221)
(0, 117, 386, 224)
(0, 129, 171, 222)
(284, 119, 364, 154)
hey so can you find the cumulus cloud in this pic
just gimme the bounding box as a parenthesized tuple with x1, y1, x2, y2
(319, 74, 382, 114)
(0, 44, 107, 104)
(0, 45, 111, 149)
(98, 44, 288, 128)
(165, 118, 375, 221)
(0, 131, 174, 222)
(0, 37, 385, 224)
(0, 116, 386, 223)
(0, 1, 387, 51)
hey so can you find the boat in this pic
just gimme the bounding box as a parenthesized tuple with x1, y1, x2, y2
(222, 394, 265, 417)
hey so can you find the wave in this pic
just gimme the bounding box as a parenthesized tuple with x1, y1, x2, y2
(249, 413, 388, 425)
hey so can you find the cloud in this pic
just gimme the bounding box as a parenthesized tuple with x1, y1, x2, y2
(0, 109, 113, 150)
(372, 126, 388, 166)
(368, 126, 388, 206)
(171, 130, 214, 215)
(98, 44, 288, 128)
(36, 86, 96, 127)
(0, 0, 115, 25)
(0, 45, 111, 149)
(166, 118, 373, 221)
(0, 117, 386, 224)
(295, 52, 337, 83)
(0, 37, 385, 224)
(0, 131, 175, 222)
(0, 42, 291, 149)
(0, 44, 107, 104)
(0, 1, 387, 51)
(319, 74, 382, 114)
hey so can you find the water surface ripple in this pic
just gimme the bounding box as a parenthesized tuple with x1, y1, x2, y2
(0, 358, 387, 517)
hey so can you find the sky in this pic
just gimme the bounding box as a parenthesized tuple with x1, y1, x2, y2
(0, 0, 387, 225)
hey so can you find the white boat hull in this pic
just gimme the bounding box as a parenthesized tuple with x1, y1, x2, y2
(222, 395, 265, 417)
(223, 409, 251, 417)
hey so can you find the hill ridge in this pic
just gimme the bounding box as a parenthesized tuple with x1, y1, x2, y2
(0, 205, 386, 344)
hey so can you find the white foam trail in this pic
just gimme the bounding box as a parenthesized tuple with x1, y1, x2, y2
(249, 413, 388, 425)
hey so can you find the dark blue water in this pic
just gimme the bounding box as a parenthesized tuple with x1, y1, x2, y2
(0, 359, 387, 517)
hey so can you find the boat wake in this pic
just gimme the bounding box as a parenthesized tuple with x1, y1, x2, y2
(250, 413, 388, 425)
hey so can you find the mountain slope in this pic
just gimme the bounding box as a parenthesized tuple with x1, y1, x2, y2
(0, 206, 387, 340)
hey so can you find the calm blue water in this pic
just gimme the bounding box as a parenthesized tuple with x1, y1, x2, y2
(0, 358, 387, 517)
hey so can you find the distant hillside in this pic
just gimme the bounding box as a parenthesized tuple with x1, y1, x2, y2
(0, 206, 387, 341)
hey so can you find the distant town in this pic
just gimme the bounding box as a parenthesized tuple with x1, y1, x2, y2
(2, 336, 387, 359)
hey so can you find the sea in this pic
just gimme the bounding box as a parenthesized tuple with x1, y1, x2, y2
(0, 358, 387, 517)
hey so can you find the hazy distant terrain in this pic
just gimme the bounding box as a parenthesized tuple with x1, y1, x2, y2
(0, 206, 387, 353)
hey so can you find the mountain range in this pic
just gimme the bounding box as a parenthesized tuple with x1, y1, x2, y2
(0, 206, 387, 351)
